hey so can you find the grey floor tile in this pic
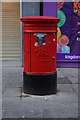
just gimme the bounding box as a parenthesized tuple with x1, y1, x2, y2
(57, 68, 65, 78)
(71, 84, 78, 93)
(18, 97, 44, 118)
(2, 110, 19, 118)
(0, 110, 2, 120)
(2, 66, 78, 118)
(60, 68, 78, 84)
(2, 88, 20, 97)
(46, 92, 78, 104)
(56, 102, 78, 118)
(43, 97, 78, 118)
(2, 67, 23, 88)
(2, 97, 21, 111)
(57, 84, 74, 92)
(2, 60, 21, 67)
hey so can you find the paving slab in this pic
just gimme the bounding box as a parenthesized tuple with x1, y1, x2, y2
(57, 77, 72, 84)
(2, 67, 78, 119)
(2, 110, 19, 118)
(71, 84, 78, 93)
(60, 68, 78, 84)
(43, 102, 78, 118)
(17, 91, 78, 118)
(18, 98, 44, 118)
(2, 96, 21, 111)
(2, 67, 23, 90)
(57, 68, 65, 78)
(0, 110, 2, 120)
(57, 84, 74, 92)
(2, 60, 21, 67)
(2, 87, 21, 97)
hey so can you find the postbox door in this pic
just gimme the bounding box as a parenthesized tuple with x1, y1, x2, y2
(31, 33, 55, 73)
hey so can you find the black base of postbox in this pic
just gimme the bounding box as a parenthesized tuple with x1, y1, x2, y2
(23, 72, 57, 95)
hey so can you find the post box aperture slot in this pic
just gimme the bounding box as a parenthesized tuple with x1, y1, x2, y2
(34, 33, 47, 44)
(37, 37, 44, 44)
(37, 33, 44, 44)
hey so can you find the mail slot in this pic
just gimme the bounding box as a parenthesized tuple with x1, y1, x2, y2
(20, 16, 60, 95)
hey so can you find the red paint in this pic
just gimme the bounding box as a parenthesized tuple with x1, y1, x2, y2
(20, 16, 60, 74)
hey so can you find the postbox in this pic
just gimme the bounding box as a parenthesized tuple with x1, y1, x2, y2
(20, 16, 60, 95)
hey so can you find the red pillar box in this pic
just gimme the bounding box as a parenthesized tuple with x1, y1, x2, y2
(20, 16, 60, 95)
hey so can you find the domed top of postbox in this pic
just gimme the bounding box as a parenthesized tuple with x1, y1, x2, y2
(20, 16, 60, 32)
(20, 16, 60, 23)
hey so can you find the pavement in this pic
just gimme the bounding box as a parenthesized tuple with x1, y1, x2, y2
(2, 61, 79, 119)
